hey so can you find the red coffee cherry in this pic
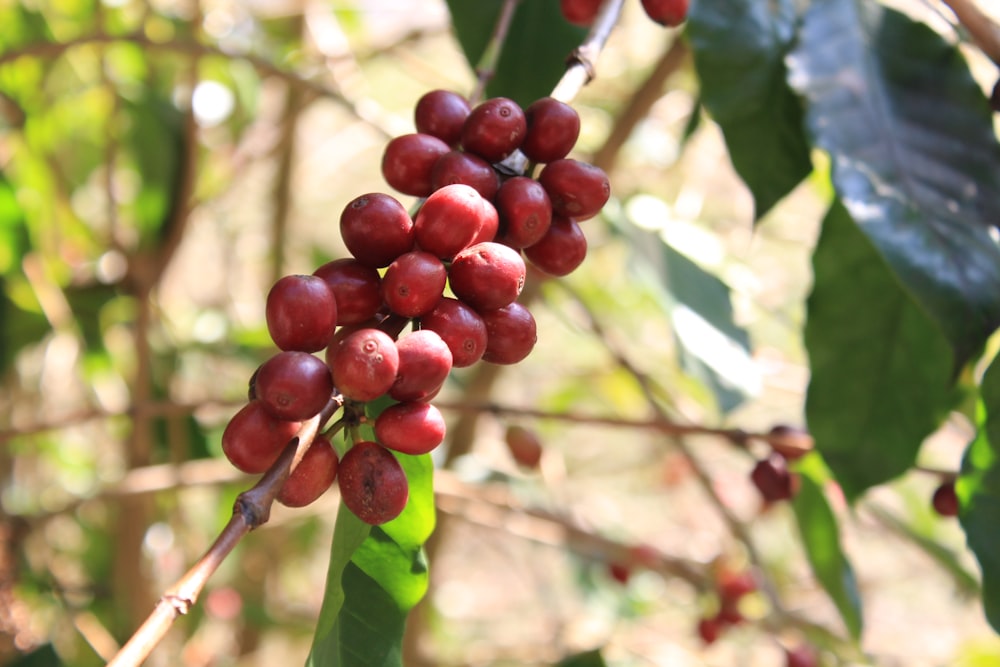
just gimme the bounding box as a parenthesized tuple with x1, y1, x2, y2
(750, 452, 798, 503)
(460, 97, 527, 163)
(414, 183, 492, 259)
(641, 0, 689, 27)
(481, 302, 537, 365)
(390, 329, 453, 402)
(414, 89, 471, 146)
(313, 258, 383, 326)
(523, 215, 587, 277)
(697, 615, 723, 645)
(495, 176, 553, 248)
(932, 480, 960, 517)
(330, 328, 401, 402)
(375, 402, 447, 455)
(560, 0, 602, 26)
(538, 158, 610, 220)
(784, 643, 820, 667)
(381, 250, 447, 318)
(222, 400, 302, 474)
(338, 441, 409, 525)
(418, 297, 488, 368)
(265, 274, 338, 353)
(340, 193, 415, 268)
(449, 242, 526, 312)
(430, 150, 500, 200)
(521, 97, 580, 163)
(381, 132, 451, 197)
(277, 434, 339, 508)
(255, 351, 334, 421)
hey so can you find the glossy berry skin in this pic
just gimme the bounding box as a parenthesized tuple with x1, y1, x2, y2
(932, 480, 960, 517)
(277, 434, 339, 508)
(381, 250, 447, 318)
(313, 258, 383, 326)
(505, 424, 543, 468)
(414, 183, 492, 259)
(222, 400, 302, 474)
(330, 328, 401, 401)
(375, 402, 447, 455)
(481, 302, 537, 365)
(414, 89, 471, 146)
(641, 0, 689, 27)
(255, 351, 334, 421)
(265, 274, 338, 353)
(495, 176, 552, 248)
(524, 215, 587, 277)
(381, 133, 451, 197)
(461, 97, 527, 163)
(521, 97, 580, 163)
(560, 0, 601, 26)
(340, 193, 415, 268)
(418, 297, 488, 368)
(751, 452, 798, 503)
(338, 441, 409, 525)
(430, 150, 500, 200)
(390, 329, 453, 402)
(449, 242, 526, 312)
(538, 159, 611, 220)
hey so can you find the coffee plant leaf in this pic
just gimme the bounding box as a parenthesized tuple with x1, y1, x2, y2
(556, 648, 608, 667)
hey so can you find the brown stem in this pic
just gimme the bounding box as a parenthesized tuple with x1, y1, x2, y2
(941, 0, 1000, 66)
(550, 0, 626, 103)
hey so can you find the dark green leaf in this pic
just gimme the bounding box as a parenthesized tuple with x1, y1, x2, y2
(445, 0, 586, 107)
(805, 201, 955, 500)
(0, 276, 50, 374)
(787, 0, 1000, 366)
(791, 455, 863, 639)
(960, 355, 1000, 633)
(556, 648, 608, 667)
(687, 0, 811, 219)
(5, 644, 64, 667)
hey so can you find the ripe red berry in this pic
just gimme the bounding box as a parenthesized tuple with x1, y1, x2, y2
(495, 176, 553, 248)
(560, 0, 602, 26)
(521, 97, 580, 163)
(418, 297, 488, 368)
(338, 441, 409, 525)
(784, 643, 820, 667)
(381, 132, 451, 197)
(265, 274, 338, 353)
(523, 215, 587, 277)
(414, 183, 492, 259)
(932, 480, 960, 517)
(697, 615, 723, 645)
(277, 434, 339, 508)
(717, 569, 757, 603)
(375, 401, 447, 455)
(339, 193, 415, 268)
(414, 89, 471, 146)
(390, 329, 453, 402)
(381, 250, 447, 318)
(750, 452, 798, 503)
(461, 97, 527, 163)
(607, 561, 631, 585)
(430, 150, 500, 200)
(538, 159, 610, 220)
(641, 0, 689, 27)
(504, 424, 543, 468)
(222, 400, 302, 474)
(330, 328, 400, 402)
(448, 242, 526, 312)
(481, 302, 537, 365)
(313, 258, 383, 326)
(254, 351, 334, 421)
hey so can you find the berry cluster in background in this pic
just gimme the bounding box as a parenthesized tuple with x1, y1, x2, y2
(220, 89, 610, 526)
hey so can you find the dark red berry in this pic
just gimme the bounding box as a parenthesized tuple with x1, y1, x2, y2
(390, 329, 453, 402)
(222, 401, 302, 474)
(767, 424, 813, 461)
(607, 561, 631, 585)
(641, 0, 688, 27)
(785, 643, 820, 667)
(697, 615, 723, 645)
(430, 150, 500, 200)
(521, 97, 580, 163)
(418, 297, 488, 368)
(375, 402, 447, 455)
(717, 569, 757, 603)
(330, 328, 401, 401)
(504, 424, 543, 468)
(523, 215, 587, 277)
(340, 193, 415, 268)
(750, 452, 798, 503)
(277, 434, 339, 508)
(381, 133, 451, 197)
(481, 302, 537, 365)
(932, 480, 960, 517)
(538, 159, 610, 220)
(381, 250, 447, 318)
(414, 183, 491, 259)
(560, 0, 602, 26)
(414, 89, 471, 146)
(313, 259, 383, 326)
(338, 441, 409, 525)
(265, 274, 338, 353)
(254, 351, 333, 421)
(461, 97, 527, 163)
(495, 176, 553, 248)
(449, 242, 526, 312)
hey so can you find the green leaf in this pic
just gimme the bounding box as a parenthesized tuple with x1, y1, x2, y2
(791, 455, 863, 639)
(5, 644, 64, 667)
(787, 0, 1000, 366)
(556, 648, 608, 667)
(307, 450, 435, 667)
(805, 201, 955, 500)
(960, 355, 1000, 633)
(445, 0, 586, 107)
(686, 0, 811, 219)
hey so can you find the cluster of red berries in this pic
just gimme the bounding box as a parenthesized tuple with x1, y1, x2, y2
(220, 89, 609, 526)
(750, 425, 810, 505)
(560, 0, 688, 28)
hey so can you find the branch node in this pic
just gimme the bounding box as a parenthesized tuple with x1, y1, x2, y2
(161, 594, 193, 616)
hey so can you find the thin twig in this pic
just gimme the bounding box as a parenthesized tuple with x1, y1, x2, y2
(470, 0, 522, 104)
(551, 0, 626, 104)
(940, 0, 1000, 66)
